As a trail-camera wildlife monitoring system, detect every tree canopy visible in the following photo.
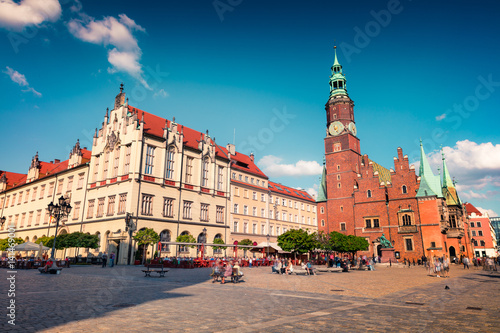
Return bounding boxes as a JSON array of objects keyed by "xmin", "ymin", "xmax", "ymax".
[
  {"xmin": 134, "ymin": 228, "xmax": 160, "ymax": 247},
  {"xmin": 238, "ymin": 238, "xmax": 253, "ymax": 246},
  {"xmin": 175, "ymin": 233, "xmax": 196, "ymax": 248},
  {"xmin": 212, "ymin": 237, "xmax": 226, "ymax": 250},
  {"xmin": 0, "ymin": 237, "xmax": 24, "ymax": 251},
  {"xmin": 326, "ymin": 231, "xmax": 369, "ymax": 254},
  {"xmin": 277, "ymin": 229, "xmax": 317, "ymax": 254}
]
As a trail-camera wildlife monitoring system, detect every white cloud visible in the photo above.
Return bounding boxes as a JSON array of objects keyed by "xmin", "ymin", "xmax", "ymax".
[
  {"xmin": 153, "ymin": 88, "xmax": 169, "ymax": 98},
  {"xmin": 475, "ymin": 206, "xmax": 498, "ymax": 218},
  {"xmin": 68, "ymin": 12, "xmax": 150, "ymax": 89},
  {"xmin": 257, "ymin": 155, "xmax": 322, "ymax": 177},
  {"xmin": 305, "ymin": 184, "xmax": 319, "ymax": 199},
  {"xmin": 0, "ymin": 0, "xmax": 61, "ymax": 30},
  {"xmin": 460, "ymin": 190, "xmax": 487, "ymax": 200},
  {"xmin": 3, "ymin": 66, "xmax": 41, "ymax": 97},
  {"xmin": 435, "ymin": 113, "xmax": 446, "ymax": 121}
]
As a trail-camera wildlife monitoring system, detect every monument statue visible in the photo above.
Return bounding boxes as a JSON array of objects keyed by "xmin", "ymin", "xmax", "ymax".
[{"xmin": 378, "ymin": 234, "xmax": 393, "ymax": 248}]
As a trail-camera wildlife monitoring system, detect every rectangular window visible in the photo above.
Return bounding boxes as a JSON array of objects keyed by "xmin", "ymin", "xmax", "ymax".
[
  {"xmin": 477, "ymin": 222, "xmax": 482, "ymax": 227},
  {"xmin": 472, "ymin": 230, "xmax": 476, "ymax": 237},
  {"xmin": 185, "ymin": 157, "xmax": 193, "ymax": 184},
  {"xmin": 93, "ymin": 155, "xmax": 100, "ymax": 182},
  {"xmin": 269, "ymin": 225, "xmax": 274, "ymax": 236},
  {"xmin": 103, "ymin": 152, "xmax": 110, "ymax": 177},
  {"xmin": 340, "ymin": 222, "xmax": 346, "ymax": 231},
  {"xmin": 243, "ymin": 205, "xmax": 248, "ymax": 215},
  {"xmin": 243, "ymin": 222, "xmax": 248, "ymax": 233},
  {"xmin": 20, "ymin": 213, "xmax": 26, "ymax": 228},
  {"xmin": 163, "ymin": 198, "xmax": 174, "ymax": 217},
  {"xmin": 67, "ymin": 176, "xmax": 73, "ymax": 192},
  {"xmin": 252, "ymin": 192, "xmax": 257, "ymax": 200},
  {"xmin": 470, "ymin": 222, "xmax": 475, "ymax": 227},
  {"xmin": 145, "ymin": 145, "xmax": 155, "ymax": 175},
  {"xmin": 24, "ymin": 190, "xmax": 30, "ymax": 203},
  {"xmin": 38, "ymin": 186, "xmax": 43, "ymax": 199},
  {"xmin": 45, "ymin": 210, "xmax": 51, "ymax": 225},
  {"xmin": 87, "ymin": 200, "xmax": 95, "ymax": 218},
  {"xmin": 118, "ymin": 194, "xmax": 127, "ymax": 214},
  {"xmin": 142, "ymin": 194, "xmax": 154, "ymax": 216},
  {"xmin": 405, "ymin": 238, "xmax": 413, "ymax": 251},
  {"xmin": 216, "ymin": 206, "xmax": 224, "ymax": 223},
  {"xmin": 269, "ymin": 210, "xmax": 273, "ymax": 219},
  {"xmin": 14, "ymin": 215, "xmax": 18, "ymax": 228},
  {"xmin": 261, "ymin": 194, "xmax": 266, "ymax": 202},
  {"xmin": 233, "ymin": 203, "xmax": 239, "ymax": 214},
  {"xmin": 113, "ymin": 147, "xmax": 120, "ymax": 177},
  {"xmin": 183, "ymin": 201, "xmax": 192, "ymax": 219},
  {"xmin": 73, "ymin": 202, "xmax": 81, "ymax": 220},
  {"xmin": 202, "ymin": 158, "xmax": 209, "ymax": 187},
  {"xmin": 217, "ymin": 166, "xmax": 224, "ymax": 190},
  {"xmin": 107, "ymin": 195, "xmax": 116, "ymax": 216},
  {"xmin": 478, "ymin": 230, "xmax": 483, "ymax": 236},
  {"xmin": 27, "ymin": 211, "xmax": 33, "ymax": 227},
  {"xmin": 233, "ymin": 221, "xmax": 238, "ymax": 233},
  {"xmin": 365, "ymin": 219, "xmax": 372, "ymax": 228},
  {"xmin": 253, "ymin": 207, "xmax": 257, "ymax": 216},
  {"xmin": 124, "ymin": 145, "xmax": 132, "ymax": 174},
  {"xmin": 11, "ymin": 194, "xmax": 16, "ymax": 206},
  {"xmin": 35, "ymin": 209, "xmax": 41, "ymax": 226},
  {"xmin": 307, "ymin": 217, "xmax": 311, "ymax": 224},
  {"xmin": 252, "ymin": 224, "xmax": 257, "ymax": 234},
  {"xmin": 201, "ymin": 203, "xmax": 209, "ymax": 221},
  {"xmin": 261, "ymin": 208, "xmax": 265, "ymax": 218},
  {"xmin": 97, "ymin": 198, "xmax": 105, "ymax": 217},
  {"xmin": 77, "ymin": 173, "xmax": 85, "ymax": 189},
  {"xmin": 261, "ymin": 225, "xmax": 265, "ymax": 235},
  {"xmin": 276, "ymin": 226, "xmax": 280, "ymax": 235},
  {"xmin": 57, "ymin": 179, "xmax": 64, "ymax": 195},
  {"xmin": 18, "ymin": 192, "xmax": 22, "ymax": 204},
  {"xmin": 373, "ymin": 218, "xmax": 380, "ymax": 228},
  {"xmin": 166, "ymin": 147, "xmax": 175, "ymax": 179}
]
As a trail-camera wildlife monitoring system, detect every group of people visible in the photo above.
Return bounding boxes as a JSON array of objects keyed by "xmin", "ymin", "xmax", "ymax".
[
  {"xmin": 271, "ymin": 259, "xmax": 315, "ymax": 275},
  {"xmin": 426, "ymin": 255, "xmax": 450, "ymax": 278},
  {"xmin": 100, "ymin": 252, "xmax": 115, "ymax": 268},
  {"xmin": 212, "ymin": 259, "xmax": 243, "ymax": 284},
  {"xmin": 463, "ymin": 256, "xmax": 498, "ymax": 271}
]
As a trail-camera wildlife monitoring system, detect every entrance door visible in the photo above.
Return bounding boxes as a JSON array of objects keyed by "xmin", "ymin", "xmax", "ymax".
[
  {"xmin": 449, "ymin": 246, "xmax": 456, "ymax": 258},
  {"xmin": 377, "ymin": 245, "xmax": 382, "ymax": 257},
  {"xmin": 108, "ymin": 240, "xmax": 121, "ymax": 265}
]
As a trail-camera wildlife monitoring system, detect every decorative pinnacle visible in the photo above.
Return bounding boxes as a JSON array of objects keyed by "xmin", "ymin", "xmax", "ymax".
[{"xmin": 120, "ymin": 83, "xmax": 124, "ymax": 93}]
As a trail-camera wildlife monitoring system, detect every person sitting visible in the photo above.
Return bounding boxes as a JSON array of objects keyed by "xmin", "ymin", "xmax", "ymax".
[
  {"xmin": 280, "ymin": 260, "xmax": 286, "ymax": 274},
  {"xmin": 285, "ymin": 259, "xmax": 293, "ymax": 275},
  {"xmin": 43, "ymin": 259, "xmax": 54, "ymax": 273},
  {"xmin": 272, "ymin": 260, "xmax": 280, "ymax": 274},
  {"xmin": 221, "ymin": 262, "xmax": 233, "ymax": 284},
  {"xmin": 212, "ymin": 262, "xmax": 222, "ymax": 283},
  {"xmin": 306, "ymin": 261, "xmax": 315, "ymax": 275}
]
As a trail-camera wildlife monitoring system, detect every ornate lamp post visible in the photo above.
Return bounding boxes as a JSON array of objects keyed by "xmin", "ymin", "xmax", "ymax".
[
  {"xmin": 266, "ymin": 234, "xmax": 270, "ymax": 258},
  {"xmin": 125, "ymin": 212, "xmax": 137, "ymax": 265},
  {"xmin": 200, "ymin": 227, "xmax": 207, "ymax": 258},
  {"xmin": 47, "ymin": 196, "xmax": 72, "ymax": 264}
]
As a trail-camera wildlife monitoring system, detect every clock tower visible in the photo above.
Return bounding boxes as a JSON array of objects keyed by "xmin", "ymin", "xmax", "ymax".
[{"xmin": 323, "ymin": 46, "xmax": 361, "ymax": 235}]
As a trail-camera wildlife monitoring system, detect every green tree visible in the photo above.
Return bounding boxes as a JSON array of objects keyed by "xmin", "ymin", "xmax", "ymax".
[
  {"xmin": 134, "ymin": 228, "xmax": 160, "ymax": 264},
  {"xmin": 0, "ymin": 237, "xmax": 24, "ymax": 251},
  {"xmin": 277, "ymin": 229, "xmax": 317, "ymax": 255},
  {"xmin": 238, "ymin": 238, "xmax": 253, "ymax": 246},
  {"xmin": 328, "ymin": 231, "xmax": 369, "ymax": 255},
  {"xmin": 176, "ymin": 234, "xmax": 196, "ymax": 247},
  {"xmin": 35, "ymin": 236, "xmax": 54, "ymax": 247},
  {"xmin": 212, "ymin": 237, "xmax": 226, "ymax": 250}
]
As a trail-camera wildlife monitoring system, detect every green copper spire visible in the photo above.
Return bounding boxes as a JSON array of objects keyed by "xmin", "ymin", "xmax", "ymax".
[
  {"xmin": 416, "ymin": 141, "xmax": 443, "ymax": 198},
  {"xmin": 316, "ymin": 161, "xmax": 327, "ymax": 202},
  {"xmin": 441, "ymin": 150, "xmax": 461, "ymax": 205},
  {"xmin": 329, "ymin": 45, "xmax": 347, "ymax": 97}
]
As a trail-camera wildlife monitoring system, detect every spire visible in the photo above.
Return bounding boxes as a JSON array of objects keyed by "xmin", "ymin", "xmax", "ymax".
[
  {"xmin": 316, "ymin": 162, "xmax": 327, "ymax": 202},
  {"xmin": 441, "ymin": 149, "xmax": 461, "ymax": 205},
  {"xmin": 416, "ymin": 141, "xmax": 443, "ymax": 198},
  {"xmin": 329, "ymin": 45, "xmax": 347, "ymax": 97}
]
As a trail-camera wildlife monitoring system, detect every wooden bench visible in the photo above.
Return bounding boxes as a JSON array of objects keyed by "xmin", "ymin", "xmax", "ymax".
[
  {"xmin": 142, "ymin": 264, "xmax": 169, "ymax": 277},
  {"xmin": 38, "ymin": 266, "xmax": 63, "ymax": 274},
  {"xmin": 231, "ymin": 268, "xmax": 244, "ymax": 283},
  {"xmin": 316, "ymin": 267, "xmax": 342, "ymax": 273}
]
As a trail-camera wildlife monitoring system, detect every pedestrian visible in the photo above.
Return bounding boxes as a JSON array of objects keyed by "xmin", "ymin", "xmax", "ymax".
[
  {"xmin": 110, "ymin": 252, "xmax": 115, "ymax": 267},
  {"xmin": 463, "ymin": 256, "xmax": 469, "ymax": 269},
  {"xmin": 102, "ymin": 252, "xmax": 108, "ymax": 268},
  {"xmin": 443, "ymin": 255, "xmax": 450, "ymax": 278},
  {"xmin": 435, "ymin": 257, "xmax": 442, "ymax": 278}
]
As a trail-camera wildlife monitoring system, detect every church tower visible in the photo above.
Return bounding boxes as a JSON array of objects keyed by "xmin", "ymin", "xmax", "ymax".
[{"xmin": 324, "ymin": 46, "xmax": 361, "ymax": 235}]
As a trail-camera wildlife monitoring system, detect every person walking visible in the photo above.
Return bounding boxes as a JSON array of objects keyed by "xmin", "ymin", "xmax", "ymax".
[
  {"xmin": 101, "ymin": 252, "xmax": 108, "ymax": 268},
  {"xmin": 463, "ymin": 256, "xmax": 469, "ymax": 269},
  {"xmin": 109, "ymin": 252, "xmax": 115, "ymax": 267},
  {"xmin": 443, "ymin": 255, "xmax": 450, "ymax": 278}
]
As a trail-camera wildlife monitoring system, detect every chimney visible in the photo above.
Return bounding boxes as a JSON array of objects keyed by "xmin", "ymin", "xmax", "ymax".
[
  {"xmin": 226, "ymin": 143, "xmax": 236, "ymax": 156},
  {"xmin": 54, "ymin": 159, "xmax": 60, "ymax": 163}
]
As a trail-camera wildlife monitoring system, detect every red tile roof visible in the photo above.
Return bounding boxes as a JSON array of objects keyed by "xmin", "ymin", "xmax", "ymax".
[
  {"xmin": 465, "ymin": 202, "xmax": 482, "ymax": 216},
  {"xmin": 269, "ymin": 181, "xmax": 315, "ymax": 202},
  {"xmin": 128, "ymin": 105, "xmax": 228, "ymax": 159},
  {"xmin": 0, "ymin": 171, "xmax": 27, "ymax": 190},
  {"xmin": 230, "ymin": 152, "xmax": 268, "ymax": 179}
]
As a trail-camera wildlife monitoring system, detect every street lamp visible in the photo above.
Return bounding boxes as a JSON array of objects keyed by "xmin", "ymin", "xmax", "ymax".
[
  {"xmin": 125, "ymin": 213, "xmax": 137, "ymax": 265},
  {"xmin": 266, "ymin": 234, "xmax": 270, "ymax": 259},
  {"xmin": 47, "ymin": 196, "xmax": 72, "ymax": 268},
  {"xmin": 201, "ymin": 227, "xmax": 207, "ymax": 258}
]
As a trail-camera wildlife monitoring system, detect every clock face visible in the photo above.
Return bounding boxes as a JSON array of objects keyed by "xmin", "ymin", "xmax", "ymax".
[
  {"xmin": 329, "ymin": 121, "xmax": 344, "ymax": 136},
  {"xmin": 348, "ymin": 122, "xmax": 357, "ymax": 136}
]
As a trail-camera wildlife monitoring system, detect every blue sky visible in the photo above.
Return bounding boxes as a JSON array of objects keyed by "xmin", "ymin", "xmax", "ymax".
[{"xmin": 1, "ymin": 0, "xmax": 499, "ymax": 216}]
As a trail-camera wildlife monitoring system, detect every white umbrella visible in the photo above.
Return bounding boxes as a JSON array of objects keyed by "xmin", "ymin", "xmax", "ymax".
[{"xmin": 14, "ymin": 241, "xmax": 50, "ymax": 251}]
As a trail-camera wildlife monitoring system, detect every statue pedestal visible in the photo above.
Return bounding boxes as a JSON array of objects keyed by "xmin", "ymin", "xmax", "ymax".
[{"xmin": 380, "ymin": 248, "xmax": 396, "ymax": 263}]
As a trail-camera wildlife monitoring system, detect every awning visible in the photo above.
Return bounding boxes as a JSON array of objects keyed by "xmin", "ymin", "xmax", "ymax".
[{"xmin": 253, "ymin": 242, "xmax": 290, "ymax": 254}]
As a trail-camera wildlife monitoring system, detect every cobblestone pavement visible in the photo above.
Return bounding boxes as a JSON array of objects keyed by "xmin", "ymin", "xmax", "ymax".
[{"xmin": 1, "ymin": 264, "xmax": 499, "ymax": 332}]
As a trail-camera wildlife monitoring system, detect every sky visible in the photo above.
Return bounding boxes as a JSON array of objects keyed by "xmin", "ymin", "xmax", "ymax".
[{"xmin": 0, "ymin": 0, "xmax": 499, "ymax": 217}]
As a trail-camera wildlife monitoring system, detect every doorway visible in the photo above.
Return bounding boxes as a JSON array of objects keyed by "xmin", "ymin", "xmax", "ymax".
[{"xmin": 449, "ymin": 246, "xmax": 456, "ymax": 258}]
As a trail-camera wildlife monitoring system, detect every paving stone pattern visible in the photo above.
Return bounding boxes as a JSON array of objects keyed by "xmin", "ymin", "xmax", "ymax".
[{"xmin": 1, "ymin": 264, "xmax": 499, "ymax": 332}]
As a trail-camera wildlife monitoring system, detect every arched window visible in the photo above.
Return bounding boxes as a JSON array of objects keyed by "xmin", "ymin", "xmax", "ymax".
[
  {"xmin": 95, "ymin": 232, "xmax": 101, "ymax": 250},
  {"xmin": 179, "ymin": 231, "xmax": 189, "ymax": 253},
  {"xmin": 160, "ymin": 230, "xmax": 171, "ymax": 252},
  {"xmin": 214, "ymin": 234, "xmax": 223, "ymax": 254},
  {"xmin": 166, "ymin": 147, "xmax": 175, "ymax": 179},
  {"xmin": 367, "ymin": 190, "xmax": 372, "ymax": 198},
  {"xmin": 320, "ymin": 207, "xmax": 324, "ymax": 214},
  {"xmin": 402, "ymin": 185, "xmax": 407, "ymax": 194},
  {"xmin": 402, "ymin": 214, "xmax": 412, "ymax": 226}
]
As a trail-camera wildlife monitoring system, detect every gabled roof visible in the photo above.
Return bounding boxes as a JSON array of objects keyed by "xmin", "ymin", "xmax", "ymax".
[
  {"xmin": 0, "ymin": 171, "xmax": 27, "ymax": 190},
  {"xmin": 465, "ymin": 202, "xmax": 482, "ymax": 217},
  {"xmin": 230, "ymin": 151, "xmax": 267, "ymax": 179},
  {"xmin": 269, "ymin": 180, "xmax": 315, "ymax": 203},
  {"xmin": 128, "ymin": 105, "xmax": 228, "ymax": 159}
]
